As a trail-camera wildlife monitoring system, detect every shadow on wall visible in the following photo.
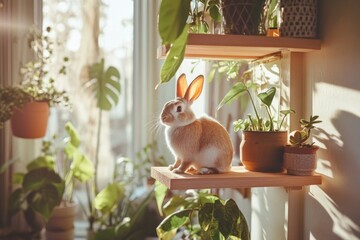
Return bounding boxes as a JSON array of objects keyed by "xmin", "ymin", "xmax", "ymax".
[{"xmin": 306, "ymin": 110, "xmax": 360, "ymax": 240}]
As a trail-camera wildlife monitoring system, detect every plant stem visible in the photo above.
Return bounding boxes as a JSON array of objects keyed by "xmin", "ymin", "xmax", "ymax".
[
  {"xmin": 246, "ymin": 89, "xmax": 262, "ymax": 130},
  {"xmin": 265, "ymin": 106, "xmax": 274, "ymax": 131},
  {"xmin": 94, "ymin": 108, "xmax": 102, "ymax": 195}
]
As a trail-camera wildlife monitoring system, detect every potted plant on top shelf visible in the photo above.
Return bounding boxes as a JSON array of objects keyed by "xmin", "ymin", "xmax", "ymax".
[
  {"xmin": 0, "ymin": 26, "xmax": 70, "ymax": 139},
  {"xmin": 217, "ymin": 69, "xmax": 294, "ymax": 172},
  {"xmin": 283, "ymin": 115, "xmax": 322, "ymax": 176}
]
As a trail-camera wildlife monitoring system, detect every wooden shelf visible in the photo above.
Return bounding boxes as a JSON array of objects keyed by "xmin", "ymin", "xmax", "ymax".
[
  {"xmin": 151, "ymin": 166, "xmax": 322, "ymax": 190},
  {"xmin": 157, "ymin": 34, "xmax": 321, "ymax": 60}
]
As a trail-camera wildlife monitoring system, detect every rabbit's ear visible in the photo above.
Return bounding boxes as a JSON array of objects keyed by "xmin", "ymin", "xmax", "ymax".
[
  {"xmin": 184, "ymin": 75, "xmax": 204, "ymax": 102},
  {"xmin": 176, "ymin": 74, "xmax": 188, "ymax": 98}
]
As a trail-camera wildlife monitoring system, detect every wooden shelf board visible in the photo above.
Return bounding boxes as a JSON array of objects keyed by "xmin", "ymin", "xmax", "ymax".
[
  {"xmin": 151, "ymin": 166, "xmax": 322, "ymax": 190},
  {"xmin": 158, "ymin": 34, "xmax": 321, "ymax": 60}
]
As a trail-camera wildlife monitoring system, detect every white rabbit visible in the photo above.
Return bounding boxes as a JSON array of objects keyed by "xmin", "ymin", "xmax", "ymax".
[{"xmin": 160, "ymin": 74, "xmax": 233, "ymax": 174}]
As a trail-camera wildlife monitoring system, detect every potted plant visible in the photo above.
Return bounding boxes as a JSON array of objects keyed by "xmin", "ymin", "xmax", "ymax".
[
  {"xmin": 154, "ymin": 182, "xmax": 250, "ymax": 239},
  {"xmin": 217, "ymin": 72, "xmax": 294, "ymax": 172},
  {"xmin": 283, "ymin": 115, "xmax": 322, "ymax": 176},
  {"xmin": 21, "ymin": 122, "xmax": 94, "ymax": 239},
  {"xmin": 0, "ymin": 26, "xmax": 70, "ymax": 139},
  {"xmin": 220, "ymin": 0, "xmax": 266, "ymax": 35},
  {"xmin": 8, "ymin": 166, "xmax": 65, "ymax": 238}
]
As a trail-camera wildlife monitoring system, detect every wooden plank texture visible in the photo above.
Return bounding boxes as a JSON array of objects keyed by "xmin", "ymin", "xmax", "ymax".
[
  {"xmin": 158, "ymin": 34, "xmax": 321, "ymax": 60},
  {"xmin": 151, "ymin": 166, "xmax": 322, "ymax": 190}
]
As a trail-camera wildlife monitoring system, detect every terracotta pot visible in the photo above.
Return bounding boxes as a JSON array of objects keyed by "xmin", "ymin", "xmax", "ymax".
[
  {"xmin": 10, "ymin": 101, "xmax": 50, "ymax": 139},
  {"xmin": 240, "ymin": 131, "xmax": 287, "ymax": 172},
  {"xmin": 283, "ymin": 145, "xmax": 319, "ymax": 175},
  {"xmin": 45, "ymin": 201, "xmax": 77, "ymax": 240}
]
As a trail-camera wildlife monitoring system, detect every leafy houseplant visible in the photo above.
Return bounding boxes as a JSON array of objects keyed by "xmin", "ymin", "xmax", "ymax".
[
  {"xmin": 8, "ymin": 167, "xmax": 65, "ymax": 236},
  {"xmin": 21, "ymin": 122, "xmax": 94, "ymax": 239},
  {"xmin": 283, "ymin": 115, "xmax": 322, "ymax": 176},
  {"xmin": 155, "ymin": 182, "xmax": 250, "ymax": 240},
  {"xmin": 0, "ymin": 26, "xmax": 70, "ymax": 138},
  {"xmin": 217, "ymin": 72, "xmax": 294, "ymax": 172},
  {"xmin": 157, "ymin": 0, "xmax": 221, "ymax": 85}
]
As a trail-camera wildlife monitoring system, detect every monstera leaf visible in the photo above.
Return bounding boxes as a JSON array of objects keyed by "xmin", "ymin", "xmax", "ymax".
[{"xmin": 88, "ymin": 59, "xmax": 121, "ymax": 111}]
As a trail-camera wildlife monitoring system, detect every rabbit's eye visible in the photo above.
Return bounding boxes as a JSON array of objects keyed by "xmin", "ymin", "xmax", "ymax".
[{"xmin": 176, "ymin": 106, "xmax": 182, "ymax": 112}]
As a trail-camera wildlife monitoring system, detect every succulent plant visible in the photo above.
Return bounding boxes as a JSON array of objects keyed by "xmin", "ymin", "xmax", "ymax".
[{"xmin": 289, "ymin": 115, "xmax": 322, "ymax": 147}]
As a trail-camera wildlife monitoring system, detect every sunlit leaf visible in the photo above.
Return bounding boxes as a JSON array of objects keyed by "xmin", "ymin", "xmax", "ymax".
[
  {"xmin": 87, "ymin": 59, "xmax": 121, "ymax": 111},
  {"xmin": 155, "ymin": 181, "xmax": 168, "ymax": 216},
  {"xmin": 217, "ymin": 82, "xmax": 247, "ymax": 110},
  {"xmin": 158, "ymin": 0, "xmax": 191, "ymax": 44},
  {"xmin": 257, "ymin": 86, "xmax": 276, "ymax": 108},
  {"xmin": 94, "ymin": 182, "xmax": 125, "ymax": 214},
  {"xmin": 160, "ymin": 25, "xmax": 189, "ymax": 84},
  {"xmin": 156, "ymin": 209, "xmax": 192, "ymax": 239}
]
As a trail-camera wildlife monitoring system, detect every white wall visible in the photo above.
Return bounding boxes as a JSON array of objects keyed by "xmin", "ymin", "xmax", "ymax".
[{"xmin": 303, "ymin": 0, "xmax": 360, "ymax": 239}]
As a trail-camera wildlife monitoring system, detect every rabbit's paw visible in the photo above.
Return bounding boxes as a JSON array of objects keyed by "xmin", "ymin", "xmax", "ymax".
[{"xmin": 198, "ymin": 168, "xmax": 219, "ymax": 175}]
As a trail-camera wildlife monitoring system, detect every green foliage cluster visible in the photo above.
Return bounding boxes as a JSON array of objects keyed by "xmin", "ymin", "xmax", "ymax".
[
  {"xmin": 218, "ymin": 78, "xmax": 294, "ymax": 132},
  {"xmin": 289, "ymin": 115, "xmax": 322, "ymax": 147},
  {"xmin": 155, "ymin": 182, "xmax": 250, "ymax": 240},
  {"xmin": 158, "ymin": 0, "xmax": 222, "ymax": 85},
  {"xmin": 0, "ymin": 26, "xmax": 70, "ymax": 129}
]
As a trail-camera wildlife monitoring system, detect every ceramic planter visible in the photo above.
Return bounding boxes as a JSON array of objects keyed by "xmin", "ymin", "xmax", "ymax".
[
  {"xmin": 10, "ymin": 101, "xmax": 50, "ymax": 139},
  {"xmin": 221, "ymin": 0, "xmax": 266, "ymax": 35},
  {"xmin": 240, "ymin": 131, "xmax": 287, "ymax": 172},
  {"xmin": 45, "ymin": 201, "xmax": 77, "ymax": 240},
  {"xmin": 283, "ymin": 145, "xmax": 319, "ymax": 175},
  {"xmin": 280, "ymin": 0, "xmax": 318, "ymax": 38}
]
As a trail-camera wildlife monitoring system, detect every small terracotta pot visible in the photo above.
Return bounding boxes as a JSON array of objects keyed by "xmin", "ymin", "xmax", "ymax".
[
  {"xmin": 240, "ymin": 131, "xmax": 288, "ymax": 172},
  {"xmin": 10, "ymin": 101, "xmax": 50, "ymax": 139},
  {"xmin": 283, "ymin": 145, "xmax": 319, "ymax": 175},
  {"xmin": 45, "ymin": 201, "xmax": 77, "ymax": 240}
]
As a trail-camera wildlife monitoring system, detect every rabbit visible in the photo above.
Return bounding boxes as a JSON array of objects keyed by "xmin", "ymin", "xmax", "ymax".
[{"xmin": 160, "ymin": 74, "xmax": 234, "ymax": 174}]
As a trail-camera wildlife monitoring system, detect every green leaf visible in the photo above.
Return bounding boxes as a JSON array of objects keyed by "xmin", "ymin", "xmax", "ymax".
[
  {"xmin": 94, "ymin": 227, "xmax": 116, "ymax": 240},
  {"xmin": 0, "ymin": 158, "xmax": 17, "ymax": 174},
  {"xmin": 160, "ymin": 25, "xmax": 189, "ymax": 84},
  {"xmin": 217, "ymin": 82, "xmax": 247, "ymax": 110},
  {"xmin": 258, "ymin": 87, "xmax": 276, "ymax": 108},
  {"xmin": 158, "ymin": 0, "xmax": 191, "ymax": 44},
  {"xmin": 8, "ymin": 188, "xmax": 26, "ymax": 217},
  {"xmin": 199, "ymin": 202, "xmax": 215, "ymax": 231},
  {"xmin": 29, "ymin": 184, "xmax": 64, "ymax": 221},
  {"xmin": 163, "ymin": 195, "xmax": 187, "ymax": 217},
  {"xmin": 26, "ymin": 156, "xmax": 55, "ymax": 171},
  {"xmin": 156, "ymin": 209, "xmax": 192, "ymax": 239},
  {"xmin": 94, "ymin": 182, "xmax": 125, "ymax": 214},
  {"xmin": 70, "ymin": 152, "xmax": 94, "ymax": 182},
  {"xmin": 88, "ymin": 59, "xmax": 121, "ymax": 111},
  {"xmin": 155, "ymin": 181, "xmax": 168, "ymax": 216},
  {"xmin": 65, "ymin": 122, "xmax": 80, "ymax": 147},
  {"xmin": 209, "ymin": 6, "xmax": 221, "ymax": 22},
  {"xmin": 23, "ymin": 168, "xmax": 63, "ymax": 192}
]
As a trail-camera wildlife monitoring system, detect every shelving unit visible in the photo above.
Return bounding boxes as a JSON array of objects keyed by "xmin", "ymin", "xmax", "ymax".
[
  {"xmin": 157, "ymin": 33, "xmax": 321, "ymax": 60},
  {"xmin": 155, "ymin": 33, "xmax": 322, "ymax": 240},
  {"xmin": 151, "ymin": 166, "xmax": 322, "ymax": 190}
]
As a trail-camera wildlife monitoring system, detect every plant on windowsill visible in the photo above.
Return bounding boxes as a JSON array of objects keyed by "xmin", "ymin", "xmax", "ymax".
[
  {"xmin": 8, "ymin": 166, "xmax": 65, "ymax": 238},
  {"xmin": 8, "ymin": 122, "xmax": 94, "ymax": 239},
  {"xmin": 217, "ymin": 69, "xmax": 294, "ymax": 172},
  {"xmin": 283, "ymin": 115, "xmax": 322, "ymax": 176},
  {"xmin": 0, "ymin": 26, "xmax": 70, "ymax": 139},
  {"xmin": 154, "ymin": 182, "xmax": 250, "ymax": 240}
]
